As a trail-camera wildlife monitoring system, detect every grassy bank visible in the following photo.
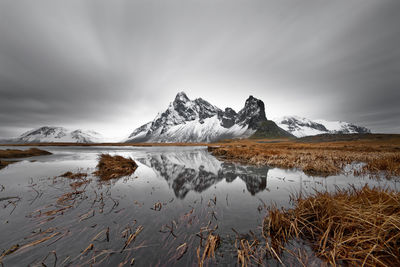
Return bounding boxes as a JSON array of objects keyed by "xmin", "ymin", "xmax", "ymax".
[
  {"xmin": 0, "ymin": 142, "xmax": 208, "ymax": 147},
  {"xmin": 263, "ymin": 185, "xmax": 400, "ymax": 266},
  {"xmin": 0, "ymin": 148, "xmax": 52, "ymax": 158},
  {"xmin": 208, "ymin": 134, "xmax": 400, "ymax": 177},
  {"xmin": 0, "ymin": 148, "xmax": 52, "ymax": 170}
]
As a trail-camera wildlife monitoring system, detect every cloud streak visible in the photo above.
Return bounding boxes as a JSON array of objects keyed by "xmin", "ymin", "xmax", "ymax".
[{"xmin": 0, "ymin": 0, "xmax": 399, "ymax": 139}]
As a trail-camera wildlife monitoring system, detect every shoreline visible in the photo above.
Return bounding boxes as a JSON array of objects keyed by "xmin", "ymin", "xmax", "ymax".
[{"xmin": 0, "ymin": 133, "xmax": 398, "ymax": 147}]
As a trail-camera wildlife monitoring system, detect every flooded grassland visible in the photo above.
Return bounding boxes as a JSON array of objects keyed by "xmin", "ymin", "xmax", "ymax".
[{"xmin": 0, "ymin": 145, "xmax": 399, "ymax": 266}]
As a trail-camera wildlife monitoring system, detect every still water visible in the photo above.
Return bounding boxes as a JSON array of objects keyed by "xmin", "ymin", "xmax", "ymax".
[{"xmin": 0, "ymin": 146, "xmax": 398, "ymax": 266}]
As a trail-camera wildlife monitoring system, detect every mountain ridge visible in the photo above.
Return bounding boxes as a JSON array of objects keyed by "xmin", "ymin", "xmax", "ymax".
[
  {"xmin": 5, "ymin": 126, "xmax": 103, "ymax": 143},
  {"xmin": 273, "ymin": 115, "xmax": 371, "ymax": 137},
  {"xmin": 126, "ymin": 92, "xmax": 292, "ymax": 143},
  {"xmin": 0, "ymin": 93, "xmax": 372, "ymax": 143}
]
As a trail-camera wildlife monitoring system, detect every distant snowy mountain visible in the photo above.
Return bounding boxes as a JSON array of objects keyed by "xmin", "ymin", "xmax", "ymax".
[
  {"xmin": 273, "ymin": 116, "xmax": 371, "ymax": 137},
  {"xmin": 126, "ymin": 92, "xmax": 292, "ymax": 143},
  {"xmin": 10, "ymin": 126, "xmax": 103, "ymax": 143}
]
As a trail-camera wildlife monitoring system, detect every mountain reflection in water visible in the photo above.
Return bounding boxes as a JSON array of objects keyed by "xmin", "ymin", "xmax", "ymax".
[{"xmin": 137, "ymin": 149, "xmax": 269, "ymax": 198}]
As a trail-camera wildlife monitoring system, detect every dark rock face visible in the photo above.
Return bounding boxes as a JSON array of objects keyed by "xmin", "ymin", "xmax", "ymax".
[
  {"xmin": 172, "ymin": 92, "xmax": 222, "ymax": 123},
  {"xmin": 251, "ymin": 120, "xmax": 295, "ymax": 139},
  {"xmin": 147, "ymin": 92, "xmax": 223, "ymax": 135},
  {"xmin": 219, "ymin": 108, "xmax": 237, "ymax": 128},
  {"xmin": 236, "ymin": 96, "xmax": 267, "ymax": 129},
  {"xmin": 173, "ymin": 92, "xmax": 199, "ymax": 121},
  {"xmin": 194, "ymin": 98, "xmax": 221, "ymax": 122}
]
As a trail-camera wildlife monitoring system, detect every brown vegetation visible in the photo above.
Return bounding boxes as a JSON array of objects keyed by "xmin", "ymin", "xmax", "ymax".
[
  {"xmin": 61, "ymin": 171, "xmax": 88, "ymax": 180},
  {"xmin": 0, "ymin": 148, "xmax": 51, "ymax": 170},
  {"xmin": 209, "ymin": 134, "xmax": 400, "ymax": 177},
  {"xmin": 0, "ymin": 148, "xmax": 52, "ymax": 158},
  {"xmin": 93, "ymin": 154, "xmax": 138, "ymax": 180},
  {"xmin": 263, "ymin": 185, "xmax": 400, "ymax": 266},
  {"xmin": 0, "ymin": 160, "xmax": 16, "ymax": 170},
  {"xmin": 0, "ymin": 142, "xmax": 209, "ymax": 147},
  {"xmin": 197, "ymin": 233, "xmax": 220, "ymax": 267}
]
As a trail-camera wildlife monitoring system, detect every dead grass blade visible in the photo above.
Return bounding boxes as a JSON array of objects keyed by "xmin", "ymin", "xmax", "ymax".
[{"xmin": 121, "ymin": 225, "xmax": 144, "ymax": 253}]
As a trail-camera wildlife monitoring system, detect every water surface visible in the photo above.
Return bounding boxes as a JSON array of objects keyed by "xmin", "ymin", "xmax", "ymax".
[{"xmin": 0, "ymin": 146, "xmax": 398, "ymax": 266}]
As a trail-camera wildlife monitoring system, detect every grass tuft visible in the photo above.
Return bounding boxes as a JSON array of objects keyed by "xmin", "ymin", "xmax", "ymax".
[
  {"xmin": 263, "ymin": 185, "xmax": 400, "ymax": 266},
  {"xmin": 93, "ymin": 154, "xmax": 138, "ymax": 181}
]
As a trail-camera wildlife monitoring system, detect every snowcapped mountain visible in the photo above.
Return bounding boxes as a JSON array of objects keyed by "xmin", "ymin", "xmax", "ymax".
[
  {"xmin": 126, "ymin": 92, "xmax": 291, "ymax": 143},
  {"xmin": 273, "ymin": 116, "xmax": 371, "ymax": 138},
  {"xmin": 12, "ymin": 126, "xmax": 103, "ymax": 143}
]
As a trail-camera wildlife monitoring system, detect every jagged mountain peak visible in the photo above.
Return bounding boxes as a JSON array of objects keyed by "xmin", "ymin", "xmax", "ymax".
[
  {"xmin": 224, "ymin": 107, "xmax": 237, "ymax": 114},
  {"xmin": 236, "ymin": 95, "xmax": 267, "ymax": 129},
  {"xmin": 126, "ymin": 92, "xmax": 290, "ymax": 143},
  {"xmin": 174, "ymin": 91, "xmax": 190, "ymax": 102}
]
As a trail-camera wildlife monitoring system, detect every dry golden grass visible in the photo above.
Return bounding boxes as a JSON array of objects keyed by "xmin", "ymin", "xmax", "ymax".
[
  {"xmin": 263, "ymin": 185, "xmax": 400, "ymax": 267},
  {"xmin": 0, "ymin": 148, "xmax": 51, "ymax": 170},
  {"xmin": 93, "ymin": 154, "xmax": 138, "ymax": 180},
  {"xmin": 235, "ymin": 238, "xmax": 262, "ymax": 267},
  {"xmin": 209, "ymin": 134, "xmax": 400, "ymax": 177},
  {"xmin": 197, "ymin": 232, "xmax": 220, "ymax": 267},
  {"xmin": 0, "ymin": 148, "xmax": 51, "ymax": 158},
  {"xmin": 121, "ymin": 225, "xmax": 144, "ymax": 253}
]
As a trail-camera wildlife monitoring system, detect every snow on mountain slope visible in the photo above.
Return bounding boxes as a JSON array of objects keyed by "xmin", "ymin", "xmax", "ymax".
[
  {"xmin": 137, "ymin": 115, "xmax": 254, "ymax": 143},
  {"xmin": 274, "ymin": 116, "xmax": 371, "ymax": 137},
  {"xmin": 313, "ymin": 119, "xmax": 370, "ymax": 134},
  {"xmin": 126, "ymin": 92, "xmax": 289, "ymax": 143},
  {"xmin": 15, "ymin": 126, "xmax": 103, "ymax": 143}
]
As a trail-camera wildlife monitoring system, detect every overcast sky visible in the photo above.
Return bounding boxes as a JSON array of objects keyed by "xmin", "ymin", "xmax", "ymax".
[{"xmin": 0, "ymin": 0, "xmax": 399, "ymax": 140}]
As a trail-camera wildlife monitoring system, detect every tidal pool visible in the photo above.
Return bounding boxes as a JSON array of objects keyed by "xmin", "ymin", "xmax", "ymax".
[{"xmin": 0, "ymin": 146, "xmax": 398, "ymax": 266}]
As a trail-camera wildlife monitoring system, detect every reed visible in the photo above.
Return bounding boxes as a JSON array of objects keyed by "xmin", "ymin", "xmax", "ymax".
[
  {"xmin": 197, "ymin": 232, "xmax": 220, "ymax": 267},
  {"xmin": 263, "ymin": 185, "xmax": 400, "ymax": 266}
]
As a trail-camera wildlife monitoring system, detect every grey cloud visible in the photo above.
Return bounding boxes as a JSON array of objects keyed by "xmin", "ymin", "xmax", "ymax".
[{"xmin": 0, "ymin": 0, "xmax": 399, "ymax": 139}]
